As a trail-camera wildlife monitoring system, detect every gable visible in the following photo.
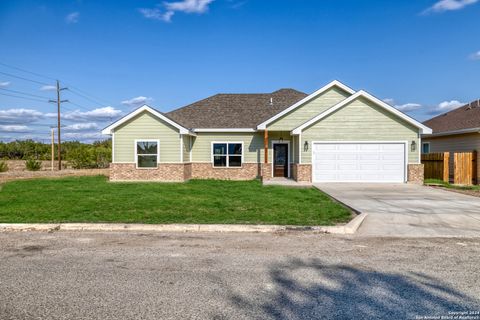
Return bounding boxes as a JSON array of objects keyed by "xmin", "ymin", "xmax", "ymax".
[
  {"xmin": 114, "ymin": 111, "xmax": 181, "ymax": 163},
  {"xmin": 266, "ymin": 86, "xmax": 351, "ymax": 131},
  {"xmin": 301, "ymin": 97, "xmax": 420, "ymax": 164}
]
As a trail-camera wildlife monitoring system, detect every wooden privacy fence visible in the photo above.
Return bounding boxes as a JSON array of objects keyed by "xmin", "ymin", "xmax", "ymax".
[
  {"xmin": 421, "ymin": 151, "xmax": 477, "ymax": 185},
  {"xmin": 454, "ymin": 151, "xmax": 477, "ymax": 185},
  {"xmin": 422, "ymin": 152, "xmax": 449, "ymax": 182}
]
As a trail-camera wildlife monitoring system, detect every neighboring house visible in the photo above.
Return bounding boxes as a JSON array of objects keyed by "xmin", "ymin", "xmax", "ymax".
[
  {"xmin": 422, "ymin": 100, "xmax": 480, "ymax": 182},
  {"xmin": 102, "ymin": 80, "xmax": 431, "ymax": 183}
]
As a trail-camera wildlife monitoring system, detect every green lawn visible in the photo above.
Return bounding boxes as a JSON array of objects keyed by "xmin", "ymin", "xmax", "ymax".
[
  {"xmin": 0, "ymin": 176, "xmax": 352, "ymax": 226},
  {"xmin": 424, "ymin": 179, "xmax": 480, "ymax": 191}
]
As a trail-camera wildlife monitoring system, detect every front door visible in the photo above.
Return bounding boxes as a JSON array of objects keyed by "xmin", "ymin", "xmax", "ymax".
[{"xmin": 273, "ymin": 144, "xmax": 288, "ymax": 177}]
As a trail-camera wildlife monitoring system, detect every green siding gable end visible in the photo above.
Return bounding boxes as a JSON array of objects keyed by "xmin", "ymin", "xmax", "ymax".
[
  {"xmin": 114, "ymin": 111, "xmax": 181, "ymax": 163},
  {"xmin": 301, "ymin": 97, "xmax": 419, "ymax": 164},
  {"xmin": 267, "ymin": 87, "xmax": 351, "ymax": 131}
]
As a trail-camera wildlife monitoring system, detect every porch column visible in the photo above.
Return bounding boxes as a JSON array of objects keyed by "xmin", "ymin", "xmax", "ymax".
[{"xmin": 264, "ymin": 129, "xmax": 268, "ymax": 163}]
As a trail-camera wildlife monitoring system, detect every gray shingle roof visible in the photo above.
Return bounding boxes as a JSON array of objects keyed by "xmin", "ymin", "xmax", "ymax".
[
  {"xmin": 423, "ymin": 100, "xmax": 480, "ymax": 133},
  {"xmin": 166, "ymin": 89, "xmax": 307, "ymax": 129}
]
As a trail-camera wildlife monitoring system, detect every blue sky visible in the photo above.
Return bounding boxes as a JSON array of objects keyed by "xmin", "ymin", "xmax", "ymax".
[{"xmin": 0, "ymin": 0, "xmax": 479, "ymax": 142}]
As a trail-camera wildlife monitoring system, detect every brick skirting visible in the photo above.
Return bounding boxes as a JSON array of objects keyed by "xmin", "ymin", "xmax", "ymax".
[
  {"xmin": 190, "ymin": 163, "xmax": 260, "ymax": 180},
  {"xmin": 110, "ymin": 163, "xmax": 185, "ymax": 182},
  {"xmin": 407, "ymin": 164, "xmax": 424, "ymax": 184}
]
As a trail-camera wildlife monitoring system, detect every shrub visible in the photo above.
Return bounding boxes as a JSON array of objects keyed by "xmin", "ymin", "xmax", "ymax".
[
  {"xmin": 0, "ymin": 161, "xmax": 8, "ymax": 172},
  {"xmin": 25, "ymin": 159, "xmax": 42, "ymax": 171}
]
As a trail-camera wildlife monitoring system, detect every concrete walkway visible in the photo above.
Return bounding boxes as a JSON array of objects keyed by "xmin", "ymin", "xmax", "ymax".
[{"xmin": 315, "ymin": 183, "xmax": 480, "ymax": 237}]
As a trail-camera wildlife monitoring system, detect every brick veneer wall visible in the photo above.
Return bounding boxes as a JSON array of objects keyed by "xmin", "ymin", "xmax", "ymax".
[
  {"xmin": 110, "ymin": 163, "xmax": 185, "ymax": 182},
  {"xmin": 294, "ymin": 164, "xmax": 312, "ymax": 182},
  {"xmin": 190, "ymin": 163, "xmax": 260, "ymax": 180},
  {"xmin": 407, "ymin": 164, "xmax": 424, "ymax": 184},
  {"xmin": 261, "ymin": 163, "xmax": 273, "ymax": 181}
]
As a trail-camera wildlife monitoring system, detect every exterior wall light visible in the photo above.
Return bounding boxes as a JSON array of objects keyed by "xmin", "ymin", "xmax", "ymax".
[
  {"xmin": 304, "ymin": 141, "xmax": 309, "ymax": 152},
  {"xmin": 411, "ymin": 140, "xmax": 416, "ymax": 152}
]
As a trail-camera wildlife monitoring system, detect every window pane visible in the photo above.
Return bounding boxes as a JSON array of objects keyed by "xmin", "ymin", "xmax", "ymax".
[
  {"xmin": 422, "ymin": 143, "xmax": 430, "ymax": 154},
  {"xmin": 213, "ymin": 143, "xmax": 227, "ymax": 155},
  {"xmin": 229, "ymin": 155, "xmax": 242, "ymax": 167},
  {"xmin": 213, "ymin": 155, "xmax": 227, "ymax": 167},
  {"xmin": 228, "ymin": 143, "xmax": 242, "ymax": 155},
  {"xmin": 137, "ymin": 141, "xmax": 157, "ymax": 154},
  {"xmin": 138, "ymin": 155, "xmax": 157, "ymax": 168}
]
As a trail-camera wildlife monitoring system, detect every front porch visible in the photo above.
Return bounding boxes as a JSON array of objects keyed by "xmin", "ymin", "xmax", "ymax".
[{"xmin": 260, "ymin": 130, "xmax": 312, "ymax": 183}]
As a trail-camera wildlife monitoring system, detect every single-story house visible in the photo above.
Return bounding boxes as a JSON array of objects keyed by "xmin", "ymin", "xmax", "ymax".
[
  {"xmin": 102, "ymin": 80, "xmax": 432, "ymax": 183},
  {"xmin": 422, "ymin": 99, "xmax": 480, "ymax": 182}
]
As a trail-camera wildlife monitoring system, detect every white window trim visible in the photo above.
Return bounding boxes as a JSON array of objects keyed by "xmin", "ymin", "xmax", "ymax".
[
  {"xmin": 271, "ymin": 140, "xmax": 290, "ymax": 178},
  {"xmin": 310, "ymin": 141, "xmax": 408, "ymax": 183},
  {"xmin": 134, "ymin": 139, "xmax": 160, "ymax": 169},
  {"xmin": 422, "ymin": 142, "xmax": 430, "ymax": 154},
  {"xmin": 211, "ymin": 141, "xmax": 244, "ymax": 168}
]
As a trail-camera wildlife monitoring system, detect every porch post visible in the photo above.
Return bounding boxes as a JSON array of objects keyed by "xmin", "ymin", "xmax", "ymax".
[{"xmin": 264, "ymin": 129, "xmax": 268, "ymax": 163}]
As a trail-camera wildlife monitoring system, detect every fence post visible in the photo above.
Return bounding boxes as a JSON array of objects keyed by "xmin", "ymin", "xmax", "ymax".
[{"xmin": 443, "ymin": 152, "xmax": 449, "ymax": 183}]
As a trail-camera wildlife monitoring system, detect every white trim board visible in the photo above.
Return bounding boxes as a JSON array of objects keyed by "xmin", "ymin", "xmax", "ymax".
[
  {"xmin": 102, "ymin": 105, "xmax": 193, "ymax": 135},
  {"xmin": 257, "ymin": 80, "xmax": 355, "ymax": 130},
  {"xmin": 310, "ymin": 141, "xmax": 408, "ymax": 183},
  {"xmin": 291, "ymin": 90, "xmax": 432, "ymax": 135},
  {"xmin": 194, "ymin": 128, "xmax": 256, "ymax": 133},
  {"xmin": 271, "ymin": 140, "xmax": 291, "ymax": 178}
]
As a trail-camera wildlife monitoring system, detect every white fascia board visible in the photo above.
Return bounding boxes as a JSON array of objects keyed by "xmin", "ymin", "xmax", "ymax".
[
  {"xmin": 193, "ymin": 128, "xmax": 256, "ymax": 133},
  {"xmin": 256, "ymin": 80, "xmax": 356, "ymax": 130},
  {"xmin": 291, "ymin": 90, "xmax": 433, "ymax": 135},
  {"xmin": 421, "ymin": 127, "xmax": 480, "ymax": 138},
  {"xmin": 101, "ymin": 105, "xmax": 191, "ymax": 135}
]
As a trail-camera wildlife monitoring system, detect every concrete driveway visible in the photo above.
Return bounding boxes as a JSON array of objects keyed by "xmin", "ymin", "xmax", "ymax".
[{"xmin": 315, "ymin": 183, "xmax": 480, "ymax": 237}]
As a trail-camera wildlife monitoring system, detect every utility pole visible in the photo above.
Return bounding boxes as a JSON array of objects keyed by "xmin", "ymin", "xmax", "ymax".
[
  {"xmin": 51, "ymin": 127, "xmax": 54, "ymax": 171},
  {"xmin": 49, "ymin": 80, "xmax": 68, "ymax": 170}
]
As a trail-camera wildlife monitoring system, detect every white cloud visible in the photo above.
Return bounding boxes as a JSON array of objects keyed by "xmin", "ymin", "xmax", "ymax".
[
  {"xmin": 63, "ymin": 123, "xmax": 100, "ymax": 132},
  {"xmin": 423, "ymin": 0, "xmax": 478, "ymax": 13},
  {"xmin": 65, "ymin": 12, "xmax": 80, "ymax": 24},
  {"xmin": 385, "ymin": 98, "xmax": 423, "ymax": 113},
  {"xmin": 427, "ymin": 100, "xmax": 464, "ymax": 115},
  {"xmin": 469, "ymin": 51, "xmax": 480, "ymax": 60},
  {"xmin": 40, "ymin": 85, "xmax": 56, "ymax": 91},
  {"xmin": 139, "ymin": 0, "xmax": 214, "ymax": 22},
  {"xmin": 46, "ymin": 107, "xmax": 122, "ymax": 121},
  {"xmin": 139, "ymin": 8, "xmax": 174, "ymax": 22},
  {"xmin": 0, "ymin": 125, "xmax": 32, "ymax": 133},
  {"xmin": 121, "ymin": 96, "xmax": 153, "ymax": 107},
  {"xmin": 0, "ymin": 81, "xmax": 11, "ymax": 87},
  {"xmin": 0, "ymin": 108, "xmax": 44, "ymax": 124},
  {"xmin": 395, "ymin": 103, "xmax": 423, "ymax": 112}
]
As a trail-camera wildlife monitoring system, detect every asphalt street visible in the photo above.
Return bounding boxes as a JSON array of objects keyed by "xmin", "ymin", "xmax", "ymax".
[{"xmin": 0, "ymin": 231, "xmax": 479, "ymax": 320}]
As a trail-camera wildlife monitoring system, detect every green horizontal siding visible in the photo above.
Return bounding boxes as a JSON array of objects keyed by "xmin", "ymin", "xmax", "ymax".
[
  {"xmin": 191, "ymin": 132, "xmax": 293, "ymax": 164},
  {"xmin": 267, "ymin": 87, "xmax": 351, "ymax": 131},
  {"xmin": 301, "ymin": 97, "xmax": 419, "ymax": 164},
  {"xmin": 114, "ymin": 111, "xmax": 181, "ymax": 163}
]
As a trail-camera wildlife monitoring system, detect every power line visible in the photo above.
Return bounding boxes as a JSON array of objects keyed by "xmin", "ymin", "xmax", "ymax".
[
  {"xmin": 0, "ymin": 71, "xmax": 51, "ymax": 86},
  {"xmin": 0, "ymin": 91, "xmax": 49, "ymax": 103},
  {"xmin": 0, "ymin": 61, "xmax": 56, "ymax": 81},
  {"xmin": 0, "ymin": 87, "xmax": 52, "ymax": 100}
]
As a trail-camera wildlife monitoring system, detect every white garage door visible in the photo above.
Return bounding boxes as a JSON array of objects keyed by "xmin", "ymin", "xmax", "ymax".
[{"xmin": 312, "ymin": 142, "xmax": 406, "ymax": 183}]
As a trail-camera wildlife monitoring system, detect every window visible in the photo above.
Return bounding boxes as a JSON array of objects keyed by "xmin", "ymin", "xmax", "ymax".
[
  {"xmin": 136, "ymin": 140, "xmax": 159, "ymax": 168},
  {"xmin": 422, "ymin": 142, "xmax": 430, "ymax": 154},
  {"xmin": 212, "ymin": 142, "xmax": 242, "ymax": 167}
]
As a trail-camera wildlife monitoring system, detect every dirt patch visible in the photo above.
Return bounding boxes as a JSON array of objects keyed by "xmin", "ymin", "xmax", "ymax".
[{"xmin": 0, "ymin": 169, "xmax": 109, "ymax": 183}]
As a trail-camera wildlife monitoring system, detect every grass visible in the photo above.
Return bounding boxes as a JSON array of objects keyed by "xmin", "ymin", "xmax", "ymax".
[
  {"xmin": 0, "ymin": 176, "xmax": 352, "ymax": 226},
  {"xmin": 424, "ymin": 179, "xmax": 480, "ymax": 191}
]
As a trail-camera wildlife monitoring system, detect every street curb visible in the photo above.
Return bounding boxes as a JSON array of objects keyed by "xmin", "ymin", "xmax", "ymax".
[{"xmin": 0, "ymin": 216, "xmax": 367, "ymax": 234}]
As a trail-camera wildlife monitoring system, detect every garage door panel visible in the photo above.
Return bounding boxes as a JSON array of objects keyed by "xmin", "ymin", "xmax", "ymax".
[{"xmin": 312, "ymin": 142, "xmax": 405, "ymax": 183}]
